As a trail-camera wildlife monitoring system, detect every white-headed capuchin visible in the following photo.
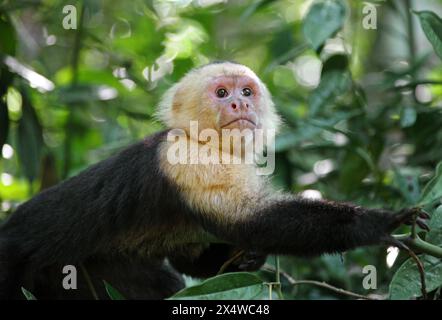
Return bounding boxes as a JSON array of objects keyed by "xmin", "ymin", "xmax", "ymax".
[{"xmin": 0, "ymin": 61, "xmax": 428, "ymax": 299}]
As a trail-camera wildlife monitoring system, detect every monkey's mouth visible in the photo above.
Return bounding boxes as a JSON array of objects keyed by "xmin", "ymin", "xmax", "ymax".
[{"xmin": 221, "ymin": 118, "xmax": 256, "ymax": 128}]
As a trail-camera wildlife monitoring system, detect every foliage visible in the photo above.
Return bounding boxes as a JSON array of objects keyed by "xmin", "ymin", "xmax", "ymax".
[
  {"xmin": 170, "ymin": 273, "xmax": 265, "ymax": 300},
  {"xmin": 104, "ymin": 281, "xmax": 126, "ymax": 300},
  {"xmin": 1, "ymin": 0, "xmax": 442, "ymax": 300},
  {"xmin": 21, "ymin": 287, "xmax": 37, "ymax": 300}
]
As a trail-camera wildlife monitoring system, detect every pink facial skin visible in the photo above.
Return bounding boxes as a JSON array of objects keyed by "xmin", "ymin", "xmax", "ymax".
[{"xmin": 207, "ymin": 75, "xmax": 261, "ymax": 130}]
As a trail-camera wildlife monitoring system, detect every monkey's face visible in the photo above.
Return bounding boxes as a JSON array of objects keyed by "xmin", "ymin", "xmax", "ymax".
[
  {"xmin": 157, "ymin": 62, "xmax": 281, "ymax": 137},
  {"xmin": 206, "ymin": 75, "xmax": 260, "ymax": 132}
]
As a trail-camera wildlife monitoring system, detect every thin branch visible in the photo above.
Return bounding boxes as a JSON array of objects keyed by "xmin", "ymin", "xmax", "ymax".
[
  {"xmin": 263, "ymin": 265, "xmax": 378, "ymax": 300},
  {"xmin": 411, "ymin": 216, "xmax": 417, "ymax": 239},
  {"xmin": 389, "ymin": 80, "xmax": 442, "ymax": 91},
  {"xmin": 71, "ymin": 0, "xmax": 85, "ymax": 86},
  {"xmin": 217, "ymin": 250, "xmax": 244, "ymax": 275},
  {"xmin": 80, "ymin": 264, "xmax": 99, "ymax": 300},
  {"xmin": 63, "ymin": 0, "xmax": 85, "ymax": 179},
  {"xmin": 390, "ymin": 238, "xmax": 427, "ymax": 299},
  {"xmin": 274, "ymin": 256, "xmax": 284, "ymax": 300},
  {"xmin": 393, "ymin": 234, "xmax": 442, "ymax": 259},
  {"xmin": 405, "ymin": 0, "xmax": 416, "ymax": 65}
]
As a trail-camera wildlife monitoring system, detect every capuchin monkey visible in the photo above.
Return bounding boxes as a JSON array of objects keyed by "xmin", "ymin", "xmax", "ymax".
[{"xmin": 0, "ymin": 61, "xmax": 428, "ymax": 300}]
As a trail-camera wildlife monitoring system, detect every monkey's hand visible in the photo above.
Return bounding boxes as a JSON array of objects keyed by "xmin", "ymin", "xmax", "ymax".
[
  {"xmin": 390, "ymin": 207, "xmax": 430, "ymax": 232},
  {"xmin": 381, "ymin": 207, "xmax": 430, "ymax": 245},
  {"xmin": 233, "ymin": 250, "xmax": 267, "ymax": 272}
]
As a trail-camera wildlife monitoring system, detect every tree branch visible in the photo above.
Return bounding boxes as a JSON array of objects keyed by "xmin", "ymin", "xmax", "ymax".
[
  {"xmin": 263, "ymin": 264, "xmax": 379, "ymax": 300},
  {"xmin": 393, "ymin": 234, "xmax": 442, "ymax": 259},
  {"xmin": 390, "ymin": 236, "xmax": 428, "ymax": 299},
  {"xmin": 389, "ymin": 80, "xmax": 442, "ymax": 91}
]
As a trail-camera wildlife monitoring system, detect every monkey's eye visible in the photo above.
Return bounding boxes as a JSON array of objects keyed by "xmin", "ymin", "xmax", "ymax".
[
  {"xmin": 216, "ymin": 88, "xmax": 228, "ymax": 98},
  {"xmin": 242, "ymin": 87, "xmax": 253, "ymax": 97}
]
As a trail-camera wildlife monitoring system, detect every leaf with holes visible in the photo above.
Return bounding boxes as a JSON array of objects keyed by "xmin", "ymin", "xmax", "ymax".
[
  {"xmin": 393, "ymin": 167, "xmax": 421, "ymax": 205},
  {"xmin": 389, "ymin": 255, "xmax": 442, "ymax": 300}
]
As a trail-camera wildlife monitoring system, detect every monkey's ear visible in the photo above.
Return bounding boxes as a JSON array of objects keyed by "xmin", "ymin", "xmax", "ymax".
[
  {"xmin": 155, "ymin": 84, "xmax": 181, "ymax": 127},
  {"xmin": 259, "ymin": 84, "xmax": 282, "ymax": 133}
]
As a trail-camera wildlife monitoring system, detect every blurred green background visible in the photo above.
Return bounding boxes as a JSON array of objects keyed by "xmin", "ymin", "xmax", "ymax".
[{"xmin": 1, "ymin": 0, "xmax": 442, "ymax": 299}]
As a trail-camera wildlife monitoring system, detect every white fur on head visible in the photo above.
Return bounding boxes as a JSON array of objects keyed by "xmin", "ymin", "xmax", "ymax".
[{"xmin": 155, "ymin": 62, "xmax": 281, "ymax": 133}]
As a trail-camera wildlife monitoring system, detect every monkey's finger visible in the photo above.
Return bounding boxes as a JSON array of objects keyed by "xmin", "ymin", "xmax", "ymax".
[
  {"xmin": 401, "ymin": 210, "xmax": 430, "ymax": 227},
  {"xmin": 397, "ymin": 208, "xmax": 428, "ymax": 224},
  {"xmin": 238, "ymin": 261, "xmax": 252, "ymax": 269},
  {"xmin": 416, "ymin": 218, "xmax": 430, "ymax": 231},
  {"xmin": 418, "ymin": 211, "xmax": 431, "ymax": 220},
  {"xmin": 397, "ymin": 212, "xmax": 416, "ymax": 225},
  {"xmin": 243, "ymin": 251, "xmax": 262, "ymax": 258},
  {"xmin": 238, "ymin": 261, "xmax": 261, "ymax": 270}
]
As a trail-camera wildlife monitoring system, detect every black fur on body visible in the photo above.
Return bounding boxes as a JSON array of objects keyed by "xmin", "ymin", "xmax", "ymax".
[{"xmin": 0, "ymin": 130, "xmax": 411, "ymax": 299}]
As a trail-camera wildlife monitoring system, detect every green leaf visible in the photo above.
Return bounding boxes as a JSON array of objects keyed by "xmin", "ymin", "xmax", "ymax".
[
  {"xmin": 414, "ymin": 11, "xmax": 442, "ymax": 60},
  {"xmin": 104, "ymin": 281, "xmax": 126, "ymax": 300},
  {"xmin": 393, "ymin": 167, "xmax": 420, "ymax": 205},
  {"xmin": 419, "ymin": 162, "xmax": 442, "ymax": 206},
  {"xmin": 302, "ymin": 0, "xmax": 346, "ymax": 51},
  {"xmin": 0, "ymin": 12, "xmax": 16, "ymax": 55},
  {"xmin": 308, "ymin": 71, "xmax": 351, "ymax": 116},
  {"xmin": 0, "ymin": 99, "xmax": 8, "ymax": 149},
  {"xmin": 21, "ymin": 287, "xmax": 37, "ymax": 300},
  {"xmin": 400, "ymin": 106, "xmax": 417, "ymax": 128},
  {"xmin": 16, "ymin": 91, "xmax": 43, "ymax": 183},
  {"xmin": 169, "ymin": 272, "xmax": 264, "ymax": 300},
  {"xmin": 338, "ymin": 149, "xmax": 369, "ymax": 193},
  {"xmin": 426, "ymin": 205, "xmax": 442, "ymax": 247},
  {"xmin": 389, "ymin": 255, "xmax": 442, "ymax": 300}
]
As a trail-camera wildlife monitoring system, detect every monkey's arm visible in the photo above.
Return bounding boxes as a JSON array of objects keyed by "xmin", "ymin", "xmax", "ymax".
[
  {"xmin": 169, "ymin": 244, "xmax": 266, "ymax": 278},
  {"xmin": 196, "ymin": 197, "xmax": 421, "ymax": 257}
]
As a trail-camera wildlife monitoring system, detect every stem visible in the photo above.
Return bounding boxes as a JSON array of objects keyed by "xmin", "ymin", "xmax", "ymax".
[
  {"xmin": 411, "ymin": 216, "xmax": 417, "ymax": 239},
  {"xmin": 217, "ymin": 250, "xmax": 244, "ymax": 275},
  {"xmin": 71, "ymin": 1, "xmax": 85, "ymax": 86},
  {"xmin": 391, "ymin": 237, "xmax": 427, "ymax": 299},
  {"xmin": 405, "ymin": 0, "xmax": 416, "ymax": 65},
  {"xmin": 393, "ymin": 234, "xmax": 442, "ymax": 258},
  {"xmin": 406, "ymin": 247, "xmax": 427, "ymax": 299},
  {"xmin": 289, "ymin": 280, "xmax": 378, "ymax": 300},
  {"xmin": 391, "ymin": 80, "xmax": 442, "ymax": 91},
  {"xmin": 63, "ymin": 0, "xmax": 85, "ymax": 179},
  {"xmin": 80, "ymin": 264, "xmax": 99, "ymax": 300},
  {"xmin": 274, "ymin": 256, "xmax": 284, "ymax": 300},
  {"xmin": 263, "ymin": 265, "xmax": 378, "ymax": 300},
  {"xmin": 267, "ymin": 283, "xmax": 273, "ymax": 300}
]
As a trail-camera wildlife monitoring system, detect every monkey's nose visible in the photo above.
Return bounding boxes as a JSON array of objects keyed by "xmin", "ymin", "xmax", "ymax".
[{"xmin": 230, "ymin": 101, "xmax": 248, "ymax": 111}]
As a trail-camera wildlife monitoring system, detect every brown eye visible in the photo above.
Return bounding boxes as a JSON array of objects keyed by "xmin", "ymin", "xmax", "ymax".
[
  {"xmin": 216, "ymin": 88, "xmax": 228, "ymax": 98},
  {"xmin": 242, "ymin": 87, "xmax": 252, "ymax": 96}
]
